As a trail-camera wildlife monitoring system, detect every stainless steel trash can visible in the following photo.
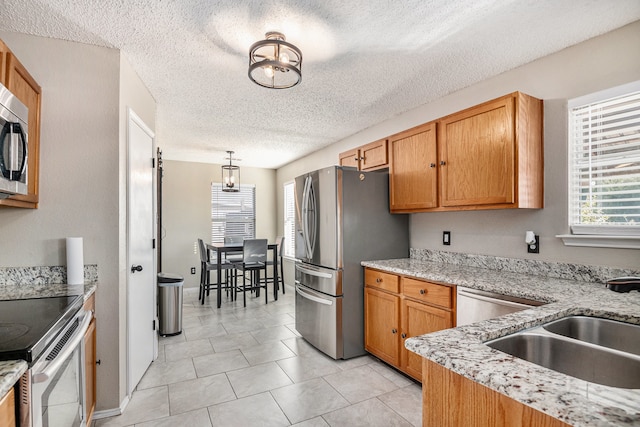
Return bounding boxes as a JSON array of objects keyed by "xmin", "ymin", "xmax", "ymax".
[{"xmin": 158, "ymin": 273, "xmax": 184, "ymax": 336}]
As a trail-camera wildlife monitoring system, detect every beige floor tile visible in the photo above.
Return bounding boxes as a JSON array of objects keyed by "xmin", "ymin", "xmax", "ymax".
[
  {"xmin": 207, "ymin": 392, "xmax": 289, "ymax": 426},
  {"xmin": 225, "ymin": 361, "xmax": 292, "ymax": 398},
  {"xmin": 270, "ymin": 377, "xmax": 350, "ymax": 424},
  {"xmin": 168, "ymin": 373, "xmax": 236, "ymax": 415},
  {"xmin": 95, "ymin": 386, "xmax": 169, "ymax": 427},
  {"xmin": 322, "ymin": 398, "xmax": 413, "ymax": 427},
  {"xmin": 134, "ymin": 407, "xmax": 212, "ymax": 427},
  {"xmin": 323, "ymin": 364, "xmax": 399, "ymax": 403}
]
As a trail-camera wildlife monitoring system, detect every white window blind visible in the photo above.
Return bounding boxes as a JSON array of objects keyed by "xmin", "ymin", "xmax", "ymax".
[
  {"xmin": 283, "ymin": 181, "xmax": 296, "ymax": 257},
  {"xmin": 569, "ymin": 85, "xmax": 640, "ymax": 234},
  {"xmin": 211, "ymin": 183, "xmax": 256, "ymax": 243}
]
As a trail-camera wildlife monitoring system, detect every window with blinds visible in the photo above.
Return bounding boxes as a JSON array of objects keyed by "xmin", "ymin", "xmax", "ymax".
[
  {"xmin": 211, "ymin": 183, "xmax": 256, "ymax": 243},
  {"xmin": 568, "ymin": 83, "xmax": 640, "ymax": 235},
  {"xmin": 283, "ymin": 181, "xmax": 296, "ymax": 257}
]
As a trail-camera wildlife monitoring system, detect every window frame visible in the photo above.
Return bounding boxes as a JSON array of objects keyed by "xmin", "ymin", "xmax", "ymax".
[
  {"xmin": 211, "ymin": 183, "xmax": 256, "ymax": 244},
  {"xmin": 557, "ymin": 80, "xmax": 640, "ymax": 249},
  {"xmin": 283, "ymin": 180, "xmax": 296, "ymax": 258}
]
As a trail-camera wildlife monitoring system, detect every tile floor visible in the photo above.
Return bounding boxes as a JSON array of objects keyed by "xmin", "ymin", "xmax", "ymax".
[{"xmin": 95, "ymin": 285, "xmax": 423, "ymax": 426}]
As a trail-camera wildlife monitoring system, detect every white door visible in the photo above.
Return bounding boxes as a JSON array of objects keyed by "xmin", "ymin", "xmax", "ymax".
[{"xmin": 127, "ymin": 109, "xmax": 156, "ymax": 394}]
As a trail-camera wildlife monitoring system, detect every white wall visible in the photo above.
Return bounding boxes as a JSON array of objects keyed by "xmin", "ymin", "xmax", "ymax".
[
  {"xmin": 277, "ymin": 20, "xmax": 640, "ymax": 270},
  {"xmin": 0, "ymin": 32, "xmax": 156, "ymax": 411},
  {"xmin": 161, "ymin": 160, "xmax": 277, "ymax": 288}
]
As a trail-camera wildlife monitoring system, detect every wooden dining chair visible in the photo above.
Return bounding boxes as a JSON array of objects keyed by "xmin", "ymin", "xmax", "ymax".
[{"xmin": 233, "ymin": 239, "xmax": 268, "ymax": 307}]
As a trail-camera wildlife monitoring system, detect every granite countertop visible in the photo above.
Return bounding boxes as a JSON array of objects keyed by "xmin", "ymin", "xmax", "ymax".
[
  {"xmin": 0, "ymin": 283, "xmax": 97, "ymax": 397},
  {"xmin": 363, "ymin": 258, "xmax": 640, "ymax": 427}
]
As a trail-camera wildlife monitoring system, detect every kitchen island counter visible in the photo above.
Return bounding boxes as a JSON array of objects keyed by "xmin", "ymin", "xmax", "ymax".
[{"xmin": 363, "ymin": 257, "xmax": 640, "ymax": 426}]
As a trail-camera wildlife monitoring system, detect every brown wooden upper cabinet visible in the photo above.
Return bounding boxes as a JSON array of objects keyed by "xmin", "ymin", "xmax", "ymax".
[
  {"xmin": 389, "ymin": 92, "xmax": 543, "ymax": 213},
  {"xmin": 0, "ymin": 39, "xmax": 42, "ymax": 209},
  {"xmin": 338, "ymin": 138, "xmax": 389, "ymax": 171}
]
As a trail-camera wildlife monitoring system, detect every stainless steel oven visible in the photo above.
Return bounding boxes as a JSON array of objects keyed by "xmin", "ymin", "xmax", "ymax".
[{"xmin": 17, "ymin": 303, "xmax": 92, "ymax": 427}]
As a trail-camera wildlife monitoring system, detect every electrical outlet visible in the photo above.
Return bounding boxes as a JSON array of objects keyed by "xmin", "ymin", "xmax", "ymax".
[
  {"xmin": 443, "ymin": 231, "xmax": 451, "ymax": 245},
  {"xmin": 527, "ymin": 235, "xmax": 540, "ymax": 254},
  {"xmin": 190, "ymin": 267, "xmax": 196, "ymax": 274}
]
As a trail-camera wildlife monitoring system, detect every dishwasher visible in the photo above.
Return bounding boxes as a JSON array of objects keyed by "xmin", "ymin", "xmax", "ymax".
[{"xmin": 456, "ymin": 286, "xmax": 544, "ymax": 326}]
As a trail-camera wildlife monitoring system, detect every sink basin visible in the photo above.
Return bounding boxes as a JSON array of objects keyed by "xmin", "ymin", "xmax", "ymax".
[
  {"xmin": 486, "ymin": 317, "xmax": 640, "ymax": 389},
  {"xmin": 543, "ymin": 316, "xmax": 640, "ymax": 356}
]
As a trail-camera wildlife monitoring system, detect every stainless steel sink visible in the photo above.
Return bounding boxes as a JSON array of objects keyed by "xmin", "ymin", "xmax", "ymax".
[
  {"xmin": 486, "ymin": 317, "xmax": 640, "ymax": 389},
  {"xmin": 543, "ymin": 316, "xmax": 640, "ymax": 356}
]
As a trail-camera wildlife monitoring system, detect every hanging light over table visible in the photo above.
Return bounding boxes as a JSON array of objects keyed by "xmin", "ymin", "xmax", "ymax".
[
  {"xmin": 248, "ymin": 32, "xmax": 302, "ymax": 89},
  {"xmin": 221, "ymin": 151, "xmax": 240, "ymax": 192}
]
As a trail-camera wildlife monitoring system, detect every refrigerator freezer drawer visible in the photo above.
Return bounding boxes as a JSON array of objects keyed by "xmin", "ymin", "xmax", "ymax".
[
  {"xmin": 295, "ymin": 284, "xmax": 342, "ymax": 359},
  {"xmin": 295, "ymin": 263, "xmax": 342, "ymax": 296}
]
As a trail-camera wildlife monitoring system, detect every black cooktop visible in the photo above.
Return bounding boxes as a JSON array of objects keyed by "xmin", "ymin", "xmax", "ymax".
[{"xmin": 0, "ymin": 295, "xmax": 83, "ymax": 364}]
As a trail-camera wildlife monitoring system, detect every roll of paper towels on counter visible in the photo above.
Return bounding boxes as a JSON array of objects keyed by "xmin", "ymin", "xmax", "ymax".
[{"xmin": 66, "ymin": 237, "xmax": 84, "ymax": 284}]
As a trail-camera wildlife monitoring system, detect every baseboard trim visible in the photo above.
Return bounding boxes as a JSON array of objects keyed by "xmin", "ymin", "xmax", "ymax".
[{"xmin": 92, "ymin": 395, "xmax": 130, "ymax": 420}]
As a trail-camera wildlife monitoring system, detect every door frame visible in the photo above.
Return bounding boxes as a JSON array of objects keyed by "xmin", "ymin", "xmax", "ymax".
[{"xmin": 126, "ymin": 107, "xmax": 158, "ymax": 396}]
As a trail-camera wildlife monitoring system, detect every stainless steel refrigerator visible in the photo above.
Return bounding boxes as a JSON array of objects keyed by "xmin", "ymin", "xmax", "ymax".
[{"xmin": 294, "ymin": 166, "xmax": 409, "ymax": 359}]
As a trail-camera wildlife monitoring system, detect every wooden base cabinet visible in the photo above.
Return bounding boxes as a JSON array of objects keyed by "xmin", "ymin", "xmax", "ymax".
[
  {"xmin": 423, "ymin": 359, "xmax": 570, "ymax": 427},
  {"xmin": 0, "ymin": 39, "xmax": 42, "ymax": 209},
  {"xmin": 364, "ymin": 268, "xmax": 454, "ymax": 381},
  {"xmin": 0, "ymin": 387, "xmax": 15, "ymax": 427},
  {"xmin": 83, "ymin": 295, "xmax": 96, "ymax": 426}
]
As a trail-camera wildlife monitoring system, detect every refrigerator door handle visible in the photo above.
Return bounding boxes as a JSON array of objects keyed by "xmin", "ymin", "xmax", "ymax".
[
  {"xmin": 302, "ymin": 176, "xmax": 317, "ymax": 260},
  {"xmin": 296, "ymin": 265, "xmax": 333, "ymax": 279},
  {"xmin": 295, "ymin": 284, "xmax": 333, "ymax": 306}
]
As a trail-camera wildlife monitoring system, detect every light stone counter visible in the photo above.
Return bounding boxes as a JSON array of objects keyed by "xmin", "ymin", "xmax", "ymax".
[
  {"xmin": 0, "ymin": 360, "xmax": 27, "ymax": 399},
  {"xmin": 362, "ymin": 257, "xmax": 640, "ymax": 426}
]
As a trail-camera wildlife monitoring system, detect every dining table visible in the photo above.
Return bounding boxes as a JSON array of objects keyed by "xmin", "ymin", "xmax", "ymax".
[{"xmin": 205, "ymin": 242, "xmax": 279, "ymax": 308}]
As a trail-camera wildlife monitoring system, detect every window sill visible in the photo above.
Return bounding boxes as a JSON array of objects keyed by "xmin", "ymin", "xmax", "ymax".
[{"xmin": 556, "ymin": 234, "xmax": 640, "ymax": 249}]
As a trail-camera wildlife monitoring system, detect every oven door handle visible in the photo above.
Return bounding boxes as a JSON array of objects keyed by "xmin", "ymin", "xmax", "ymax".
[{"xmin": 32, "ymin": 311, "xmax": 92, "ymax": 384}]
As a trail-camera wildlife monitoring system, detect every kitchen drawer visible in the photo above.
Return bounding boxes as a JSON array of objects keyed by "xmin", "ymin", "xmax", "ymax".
[
  {"xmin": 365, "ymin": 268, "xmax": 400, "ymax": 293},
  {"xmin": 402, "ymin": 278, "xmax": 453, "ymax": 309}
]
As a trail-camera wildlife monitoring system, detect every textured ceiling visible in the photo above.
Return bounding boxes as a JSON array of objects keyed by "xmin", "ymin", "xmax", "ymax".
[{"xmin": 1, "ymin": 1, "xmax": 640, "ymax": 168}]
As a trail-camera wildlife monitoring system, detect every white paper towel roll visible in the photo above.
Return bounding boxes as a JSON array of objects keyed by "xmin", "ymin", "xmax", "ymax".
[{"xmin": 66, "ymin": 237, "xmax": 84, "ymax": 284}]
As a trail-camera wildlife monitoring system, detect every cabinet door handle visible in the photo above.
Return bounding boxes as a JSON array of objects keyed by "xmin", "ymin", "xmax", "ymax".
[
  {"xmin": 401, "ymin": 333, "xmax": 406, "ymax": 338},
  {"xmin": 391, "ymin": 328, "xmax": 397, "ymax": 334},
  {"xmin": 429, "ymin": 163, "xmax": 436, "ymax": 168},
  {"xmin": 440, "ymin": 160, "xmax": 446, "ymax": 166},
  {"xmin": 376, "ymin": 278, "xmax": 382, "ymax": 283},
  {"xmin": 354, "ymin": 157, "xmax": 359, "ymax": 161},
  {"xmin": 419, "ymin": 289, "xmax": 426, "ymax": 295}
]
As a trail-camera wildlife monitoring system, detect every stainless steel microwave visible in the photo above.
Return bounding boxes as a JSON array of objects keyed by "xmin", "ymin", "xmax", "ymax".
[{"xmin": 0, "ymin": 82, "xmax": 28, "ymax": 199}]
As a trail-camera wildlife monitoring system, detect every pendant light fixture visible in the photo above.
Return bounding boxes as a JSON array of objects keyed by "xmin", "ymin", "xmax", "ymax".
[
  {"xmin": 248, "ymin": 32, "xmax": 302, "ymax": 89},
  {"xmin": 221, "ymin": 151, "xmax": 240, "ymax": 192}
]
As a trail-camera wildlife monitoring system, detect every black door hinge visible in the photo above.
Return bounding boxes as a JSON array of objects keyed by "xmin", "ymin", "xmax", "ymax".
[
  {"xmin": 152, "ymin": 158, "xmax": 156, "ymax": 168},
  {"xmin": 153, "ymin": 320, "xmax": 156, "ymax": 331},
  {"xmin": 152, "ymin": 238, "xmax": 156, "ymax": 249}
]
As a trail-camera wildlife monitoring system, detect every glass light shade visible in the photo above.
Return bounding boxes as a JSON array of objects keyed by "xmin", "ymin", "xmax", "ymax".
[
  {"xmin": 222, "ymin": 150, "xmax": 240, "ymax": 192},
  {"xmin": 248, "ymin": 32, "xmax": 302, "ymax": 89}
]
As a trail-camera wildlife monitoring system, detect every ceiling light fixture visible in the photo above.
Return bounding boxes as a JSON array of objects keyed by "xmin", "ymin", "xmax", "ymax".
[
  {"xmin": 248, "ymin": 32, "xmax": 302, "ymax": 89},
  {"xmin": 221, "ymin": 151, "xmax": 240, "ymax": 192}
]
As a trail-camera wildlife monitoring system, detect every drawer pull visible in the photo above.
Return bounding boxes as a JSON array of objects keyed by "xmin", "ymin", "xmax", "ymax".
[
  {"xmin": 391, "ymin": 328, "xmax": 397, "ymax": 334},
  {"xmin": 376, "ymin": 278, "xmax": 382, "ymax": 283},
  {"xmin": 419, "ymin": 289, "xmax": 426, "ymax": 295},
  {"xmin": 401, "ymin": 333, "xmax": 407, "ymax": 339}
]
